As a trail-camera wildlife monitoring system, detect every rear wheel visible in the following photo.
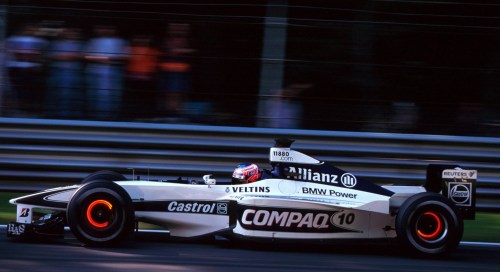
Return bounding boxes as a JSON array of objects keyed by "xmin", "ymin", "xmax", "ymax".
[
  {"xmin": 396, "ymin": 192, "xmax": 463, "ymax": 256},
  {"xmin": 67, "ymin": 181, "xmax": 134, "ymax": 246}
]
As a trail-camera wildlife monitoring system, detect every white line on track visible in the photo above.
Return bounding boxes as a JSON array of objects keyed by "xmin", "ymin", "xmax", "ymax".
[{"xmin": 460, "ymin": 241, "xmax": 500, "ymax": 247}]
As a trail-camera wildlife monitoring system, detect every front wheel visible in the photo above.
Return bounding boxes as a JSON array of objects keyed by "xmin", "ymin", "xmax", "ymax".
[
  {"xmin": 396, "ymin": 192, "xmax": 463, "ymax": 256},
  {"xmin": 67, "ymin": 181, "xmax": 134, "ymax": 246},
  {"xmin": 81, "ymin": 170, "xmax": 126, "ymax": 184}
]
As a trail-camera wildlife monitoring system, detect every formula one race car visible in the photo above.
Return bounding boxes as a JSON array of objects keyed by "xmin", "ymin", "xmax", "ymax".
[{"xmin": 7, "ymin": 139, "xmax": 477, "ymax": 256}]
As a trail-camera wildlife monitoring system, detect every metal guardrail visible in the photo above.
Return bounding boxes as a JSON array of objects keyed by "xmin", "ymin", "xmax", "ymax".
[{"xmin": 0, "ymin": 117, "xmax": 499, "ymax": 212}]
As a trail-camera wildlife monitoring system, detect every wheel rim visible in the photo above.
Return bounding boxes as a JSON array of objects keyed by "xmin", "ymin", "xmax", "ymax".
[
  {"xmin": 86, "ymin": 199, "xmax": 114, "ymax": 229},
  {"xmin": 415, "ymin": 211, "xmax": 447, "ymax": 242}
]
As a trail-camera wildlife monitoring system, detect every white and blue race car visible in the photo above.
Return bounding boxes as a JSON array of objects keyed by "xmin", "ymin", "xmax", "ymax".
[{"xmin": 7, "ymin": 139, "xmax": 477, "ymax": 255}]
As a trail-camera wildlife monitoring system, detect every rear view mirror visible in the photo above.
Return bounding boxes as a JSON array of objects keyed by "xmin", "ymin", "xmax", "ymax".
[{"xmin": 203, "ymin": 175, "xmax": 216, "ymax": 185}]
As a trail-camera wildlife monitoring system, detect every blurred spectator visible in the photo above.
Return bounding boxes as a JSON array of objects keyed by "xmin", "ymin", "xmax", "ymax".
[
  {"xmin": 0, "ymin": 35, "xmax": 8, "ymax": 116},
  {"xmin": 84, "ymin": 25, "xmax": 128, "ymax": 120},
  {"xmin": 158, "ymin": 23, "xmax": 194, "ymax": 119},
  {"xmin": 46, "ymin": 27, "xmax": 84, "ymax": 119},
  {"xmin": 124, "ymin": 35, "xmax": 160, "ymax": 119},
  {"xmin": 265, "ymin": 83, "xmax": 311, "ymax": 129},
  {"xmin": 390, "ymin": 102, "xmax": 419, "ymax": 133},
  {"xmin": 5, "ymin": 24, "xmax": 48, "ymax": 116}
]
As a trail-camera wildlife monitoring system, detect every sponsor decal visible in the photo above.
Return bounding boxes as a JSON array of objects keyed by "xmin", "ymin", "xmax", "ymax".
[
  {"xmin": 448, "ymin": 182, "xmax": 471, "ymax": 205},
  {"xmin": 229, "ymin": 195, "xmax": 245, "ymax": 201},
  {"xmin": 270, "ymin": 148, "xmax": 320, "ymax": 164},
  {"xmin": 217, "ymin": 203, "xmax": 228, "ymax": 214},
  {"xmin": 166, "ymin": 201, "xmax": 228, "ymax": 215},
  {"xmin": 228, "ymin": 186, "xmax": 271, "ymax": 193},
  {"xmin": 17, "ymin": 205, "xmax": 32, "ymax": 223},
  {"xmin": 301, "ymin": 187, "xmax": 357, "ymax": 199},
  {"xmin": 238, "ymin": 207, "xmax": 361, "ymax": 233},
  {"xmin": 288, "ymin": 167, "xmax": 357, "ymax": 188},
  {"xmin": 443, "ymin": 170, "xmax": 477, "ymax": 179},
  {"xmin": 288, "ymin": 167, "xmax": 338, "ymax": 184},
  {"xmin": 19, "ymin": 208, "xmax": 30, "ymax": 218},
  {"xmin": 7, "ymin": 223, "xmax": 26, "ymax": 236},
  {"xmin": 242, "ymin": 209, "xmax": 329, "ymax": 229},
  {"xmin": 272, "ymin": 150, "xmax": 294, "ymax": 162},
  {"xmin": 340, "ymin": 173, "xmax": 357, "ymax": 188}
]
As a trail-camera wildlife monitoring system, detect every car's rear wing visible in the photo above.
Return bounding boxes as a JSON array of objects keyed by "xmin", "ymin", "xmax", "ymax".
[{"xmin": 425, "ymin": 164, "xmax": 477, "ymax": 219}]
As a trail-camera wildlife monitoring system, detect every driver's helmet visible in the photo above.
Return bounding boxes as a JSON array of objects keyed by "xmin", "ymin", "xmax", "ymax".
[{"xmin": 232, "ymin": 163, "xmax": 261, "ymax": 184}]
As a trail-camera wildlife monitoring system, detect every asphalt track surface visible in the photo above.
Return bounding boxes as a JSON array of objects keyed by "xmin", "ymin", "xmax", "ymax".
[{"xmin": 1, "ymin": 227, "xmax": 499, "ymax": 272}]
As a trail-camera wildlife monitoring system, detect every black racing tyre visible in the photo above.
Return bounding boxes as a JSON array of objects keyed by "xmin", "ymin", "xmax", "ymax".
[
  {"xmin": 396, "ymin": 192, "xmax": 463, "ymax": 256},
  {"xmin": 67, "ymin": 180, "xmax": 134, "ymax": 246},
  {"xmin": 81, "ymin": 170, "xmax": 126, "ymax": 184}
]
